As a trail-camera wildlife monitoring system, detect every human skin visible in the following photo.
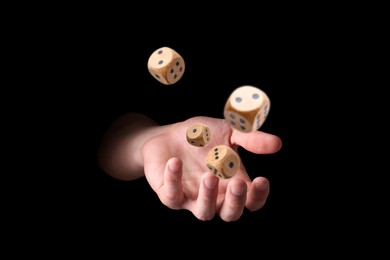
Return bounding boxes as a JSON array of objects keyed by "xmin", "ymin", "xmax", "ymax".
[{"xmin": 98, "ymin": 112, "xmax": 282, "ymax": 222}]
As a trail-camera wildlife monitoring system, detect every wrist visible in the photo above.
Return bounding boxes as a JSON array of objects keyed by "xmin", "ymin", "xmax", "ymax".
[{"xmin": 98, "ymin": 112, "xmax": 164, "ymax": 180}]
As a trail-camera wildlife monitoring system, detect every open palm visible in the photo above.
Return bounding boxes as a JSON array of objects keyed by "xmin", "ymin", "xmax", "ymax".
[{"xmin": 142, "ymin": 116, "xmax": 282, "ymax": 222}]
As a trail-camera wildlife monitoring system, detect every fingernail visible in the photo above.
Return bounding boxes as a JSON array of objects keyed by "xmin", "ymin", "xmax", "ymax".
[
  {"xmin": 255, "ymin": 181, "xmax": 268, "ymax": 191},
  {"xmin": 205, "ymin": 177, "xmax": 217, "ymax": 189},
  {"xmin": 231, "ymin": 185, "xmax": 245, "ymax": 196},
  {"xmin": 168, "ymin": 160, "xmax": 179, "ymax": 173}
]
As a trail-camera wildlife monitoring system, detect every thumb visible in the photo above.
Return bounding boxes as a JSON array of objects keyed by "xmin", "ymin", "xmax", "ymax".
[{"xmin": 231, "ymin": 130, "xmax": 282, "ymax": 154}]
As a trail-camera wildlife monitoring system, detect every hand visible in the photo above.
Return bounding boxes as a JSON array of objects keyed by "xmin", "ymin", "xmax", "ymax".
[{"xmin": 141, "ymin": 116, "xmax": 282, "ymax": 222}]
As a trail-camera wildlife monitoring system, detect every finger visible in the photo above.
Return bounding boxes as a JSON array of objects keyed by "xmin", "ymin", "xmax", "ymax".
[
  {"xmin": 160, "ymin": 157, "xmax": 185, "ymax": 209},
  {"xmin": 193, "ymin": 172, "xmax": 219, "ymax": 221},
  {"xmin": 219, "ymin": 178, "xmax": 247, "ymax": 222},
  {"xmin": 231, "ymin": 130, "xmax": 282, "ymax": 154},
  {"xmin": 245, "ymin": 177, "xmax": 270, "ymax": 211}
]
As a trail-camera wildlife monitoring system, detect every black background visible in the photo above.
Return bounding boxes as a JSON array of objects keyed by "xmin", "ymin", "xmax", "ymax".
[{"xmin": 8, "ymin": 6, "xmax": 371, "ymax": 253}]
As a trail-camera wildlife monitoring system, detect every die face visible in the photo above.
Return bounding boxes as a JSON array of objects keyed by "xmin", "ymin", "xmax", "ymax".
[
  {"xmin": 263, "ymin": 102, "xmax": 270, "ymax": 120},
  {"xmin": 147, "ymin": 46, "xmax": 185, "ymax": 85},
  {"xmin": 207, "ymin": 146, "xmax": 228, "ymax": 165},
  {"xmin": 205, "ymin": 145, "xmax": 239, "ymax": 179},
  {"xmin": 201, "ymin": 127, "xmax": 210, "ymax": 144},
  {"xmin": 223, "ymin": 110, "xmax": 252, "ymax": 133},
  {"xmin": 186, "ymin": 123, "xmax": 210, "ymax": 147},
  {"xmin": 166, "ymin": 58, "xmax": 185, "ymax": 84},
  {"xmin": 207, "ymin": 165, "xmax": 224, "ymax": 179},
  {"xmin": 188, "ymin": 141, "xmax": 204, "ymax": 147},
  {"xmin": 224, "ymin": 85, "xmax": 270, "ymax": 132},
  {"xmin": 254, "ymin": 101, "xmax": 271, "ymax": 130},
  {"xmin": 148, "ymin": 47, "xmax": 175, "ymax": 69},
  {"xmin": 229, "ymin": 85, "xmax": 266, "ymax": 111},
  {"xmin": 222, "ymin": 153, "xmax": 240, "ymax": 178}
]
